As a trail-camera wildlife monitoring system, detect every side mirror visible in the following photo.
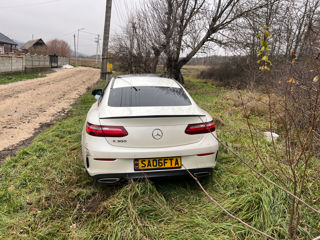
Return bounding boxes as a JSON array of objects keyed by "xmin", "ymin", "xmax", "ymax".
[{"xmin": 92, "ymin": 89, "xmax": 103, "ymax": 100}]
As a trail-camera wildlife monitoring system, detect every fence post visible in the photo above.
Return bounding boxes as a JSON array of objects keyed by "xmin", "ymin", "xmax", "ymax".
[{"xmin": 23, "ymin": 55, "xmax": 25, "ymax": 72}]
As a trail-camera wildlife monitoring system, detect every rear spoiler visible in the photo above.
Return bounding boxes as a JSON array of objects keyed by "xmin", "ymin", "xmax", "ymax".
[{"xmin": 100, "ymin": 114, "xmax": 206, "ymax": 119}]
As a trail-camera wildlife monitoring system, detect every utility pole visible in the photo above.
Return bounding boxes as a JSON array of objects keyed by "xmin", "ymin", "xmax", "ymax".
[
  {"xmin": 100, "ymin": 0, "xmax": 112, "ymax": 80},
  {"xmin": 76, "ymin": 28, "xmax": 85, "ymax": 66},
  {"xmin": 95, "ymin": 34, "xmax": 100, "ymax": 64},
  {"xmin": 73, "ymin": 34, "xmax": 76, "ymax": 60},
  {"xmin": 97, "ymin": 37, "xmax": 101, "ymax": 62}
]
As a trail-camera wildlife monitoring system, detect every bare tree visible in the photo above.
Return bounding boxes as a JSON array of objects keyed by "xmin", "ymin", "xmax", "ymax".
[
  {"xmin": 162, "ymin": 0, "xmax": 274, "ymax": 82},
  {"xmin": 47, "ymin": 39, "xmax": 72, "ymax": 57},
  {"xmin": 30, "ymin": 45, "xmax": 48, "ymax": 56},
  {"xmin": 114, "ymin": 0, "xmax": 274, "ymax": 82},
  {"xmin": 228, "ymin": 0, "xmax": 320, "ymax": 58},
  {"xmin": 111, "ymin": 16, "xmax": 155, "ymax": 73}
]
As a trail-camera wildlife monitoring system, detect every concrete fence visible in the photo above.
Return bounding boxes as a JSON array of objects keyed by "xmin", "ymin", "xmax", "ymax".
[
  {"xmin": 58, "ymin": 57, "xmax": 69, "ymax": 66},
  {"xmin": 0, "ymin": 55, "xmax": 25, "ymax": 73},
  {"xmin": 25, "ymin": 54, "xmax": 50, "ymax": 69},
  {"xmin": 0, "ymin": 54, "xmax": 70, "ymax": 74}
]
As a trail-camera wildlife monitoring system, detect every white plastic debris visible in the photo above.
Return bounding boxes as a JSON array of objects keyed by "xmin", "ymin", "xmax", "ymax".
[
  {"xmin": 264, "ymin": 132, "xmax": 279, "ymax": 142},
  {"xmin": 62, "ymin": 64, "xmax": 74, "ymax": 69}
]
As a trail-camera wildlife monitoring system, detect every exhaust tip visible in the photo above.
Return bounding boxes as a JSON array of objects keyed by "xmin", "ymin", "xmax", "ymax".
[
  {"xmin": 97, "ymin": 178, "xmax": 121, "ymax": 184},
  {"xmin": 194, "ymin": 172, "xmax": 211, "ymax": 178},
  {"xmin": 86, "ymin": 157, "xmax": 90, "ymax": 168}
]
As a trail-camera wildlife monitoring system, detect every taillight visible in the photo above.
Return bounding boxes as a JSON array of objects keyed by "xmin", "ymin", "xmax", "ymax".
[
  {"xmin": 185, "ymin": 120, "xmax": 215, "ymax": 135},
  {"xmin": 86, "ymin": 122, "xmax": 128, "ymax": 137},
  {"xmin": 94, "ymin": 158, "xmax": 116, "ymax": 161},
  {"xmin": 197, "ymin": 152, "xmax": 215, "ymax": 156}
]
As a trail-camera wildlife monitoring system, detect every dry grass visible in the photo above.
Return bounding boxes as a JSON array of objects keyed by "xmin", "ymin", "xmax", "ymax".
[
  {"xmin": 182, "ymin": 65, "xmax": 209, "ymax": 78},
  {"xmin": 70, "ymin": 57, "xmax": 101, "ymax": 69},
  {"xmin": 183, "ymin": 65, "xmax": 209, "ymax": 69},
  {"xmin": 224, "ymin": 90, "xmax": 282, "ymax": 117}
]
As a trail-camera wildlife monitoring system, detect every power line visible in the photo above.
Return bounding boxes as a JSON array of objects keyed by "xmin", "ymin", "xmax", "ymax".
[
  {"xmin": 121, "ymin": 0, "xmax": 130, "ymax": 20},
  {"xmin": 53, "ymin": 31, "xmax": 76, "ymax": 39},
  {"xmin": 122, "ymin": 0, "xmax": 133, "ymax": 22},
  {"xmin": 0, "ymin": 0, "xmax": 60, "ymax": 9},
  {"xmin": 113, "ymin": 0, "xmax": 125, "ymax": 26},
  {"xmin": 82, "ymin": 30, "xmax": 100, "ymax": 36},
  {"xmin": 44, "ymin": 30, "xmax": 100, "ymax": 56}
]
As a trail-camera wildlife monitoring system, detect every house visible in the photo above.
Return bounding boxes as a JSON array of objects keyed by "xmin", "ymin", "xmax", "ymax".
[
  {"xmin": 0, "ymin": 32, "xmax": 18, "ymax": 54},
  {"xmin": 21, "ymin": 38, "xmax": 48, "ymax": 55}
]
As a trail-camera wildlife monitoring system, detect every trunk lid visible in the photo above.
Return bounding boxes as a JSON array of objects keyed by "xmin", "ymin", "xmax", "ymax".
[
  {"xmin": 99, "ymin": 116, "xmax": 206, "ymax": 148},
  {"xmin": 100, "ymin": 107, "xmax": 206, "ymax": 148}
]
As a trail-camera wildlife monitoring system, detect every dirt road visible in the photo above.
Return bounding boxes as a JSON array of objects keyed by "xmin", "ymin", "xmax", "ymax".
[{"xmin": 0, "ymin": 67, "xmax": 99, "ymax": 155}]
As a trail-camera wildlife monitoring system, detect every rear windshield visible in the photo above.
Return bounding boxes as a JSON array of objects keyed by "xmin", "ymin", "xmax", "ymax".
[{"xmin": 108, "ymin": 86, "xmax": 191, "ymax": 107}]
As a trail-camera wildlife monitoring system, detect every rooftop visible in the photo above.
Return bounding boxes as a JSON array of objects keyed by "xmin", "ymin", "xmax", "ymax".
[
  {"xmin": 21, "ymin": 38, "xmax": 45, "ymax": 50},
  {"xmin": 0, "ymin": 33, "xmax": 17, "ymax": 45}
]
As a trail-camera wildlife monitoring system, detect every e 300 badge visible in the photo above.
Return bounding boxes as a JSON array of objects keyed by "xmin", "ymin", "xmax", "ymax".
[{"xmin": 112, "ymin": 139, "xmax": 127, "ymax": 143}]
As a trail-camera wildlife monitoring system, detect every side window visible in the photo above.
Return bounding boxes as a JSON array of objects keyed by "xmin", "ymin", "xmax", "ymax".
[{"xmin": 98, "ymin": 78, "xmax": 113, "ymax": 105}]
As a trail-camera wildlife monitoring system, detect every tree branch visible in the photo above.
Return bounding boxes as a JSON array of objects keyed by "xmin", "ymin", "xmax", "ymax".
[{"xmin": 183, "ymin": 165, "xmax": 276, "ymax": 240}]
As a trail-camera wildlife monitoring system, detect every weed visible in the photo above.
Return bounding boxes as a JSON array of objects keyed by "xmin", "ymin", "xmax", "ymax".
[{"xmin": 0, "ymin": 70, "xmax": 54, "ymax": 85}]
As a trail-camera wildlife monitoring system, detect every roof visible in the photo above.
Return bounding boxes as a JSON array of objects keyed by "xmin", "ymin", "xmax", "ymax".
[
  {"xmin": 0, "ymin": 32, "xmax": 17, "ymax": 45},
  {"xmin": 21, "ymin": 38, "xmax": 45, "ymax": 50},
  {"xmin": 113, "ymin": 75, "xmax": 180, "ymax": 89},
  {"xmin": 117, "ymin": 74, "xmax": 165, "ymax": 78}
]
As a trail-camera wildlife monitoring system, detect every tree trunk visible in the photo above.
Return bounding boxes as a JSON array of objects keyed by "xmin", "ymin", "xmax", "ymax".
[
  {"xmin": 151, "ymin": 47, "xmax": 161, "ymax": 73},
  {"xmin": 167, "ymin": 60, "xmax": 184, "ymax": 84}
]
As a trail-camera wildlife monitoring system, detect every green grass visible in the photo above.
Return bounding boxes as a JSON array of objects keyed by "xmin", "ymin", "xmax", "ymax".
[
  {"xmin": 0, "ymin": 71, "xmax": 319, "ymax": 239},
  {"xmin": 0, "ymin": 71, "xmax": 53, "ymax": 85}
]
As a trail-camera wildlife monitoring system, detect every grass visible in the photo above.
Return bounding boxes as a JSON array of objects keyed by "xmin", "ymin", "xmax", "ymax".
[
  {"xmin": 70, "ymin": 58, "xmax": 101, "ymax": 69},
  {"xmin": 0, "ymin": 67, "xmax": 319, "ymax": 239},
  {"xmin": 0, "ymin": 70, "xmax": 54, "ymax": 85}
]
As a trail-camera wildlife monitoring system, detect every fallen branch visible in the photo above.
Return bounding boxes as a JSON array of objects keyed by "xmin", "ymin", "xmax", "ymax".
[
  {"xmin": 197, "ymin": 116, "xmax": 320, "ymax": 216},
  {"xmin": 183, "ymin": 165, "xmax": 276, "ymax": 240}
]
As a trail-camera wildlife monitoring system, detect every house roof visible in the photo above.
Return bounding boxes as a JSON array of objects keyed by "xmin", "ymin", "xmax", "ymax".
[
  {"xmin": 0, "ymin": 32, "xmax": 17, "ymax": 45},
  {"xmin": 21, "ymin": 38, "xmax": 46, "ymax": 50}
]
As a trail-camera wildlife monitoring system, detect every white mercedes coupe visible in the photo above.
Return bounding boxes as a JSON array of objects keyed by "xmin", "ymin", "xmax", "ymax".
[{"xmin": 81, "ymin": 74, "xmax": 218, "ymax": 184}]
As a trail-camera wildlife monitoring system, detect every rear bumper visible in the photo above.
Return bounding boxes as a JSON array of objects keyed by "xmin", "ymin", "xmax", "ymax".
[
  {"xmin": 82, "ymin": 128, "xmax": 219, "ymax": 177},
  {"xmin": 94, "ymin": 167, "xmax": 213, "ymax": 183}
]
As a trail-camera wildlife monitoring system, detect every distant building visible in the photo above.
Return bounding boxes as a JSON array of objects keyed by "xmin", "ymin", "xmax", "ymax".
[
  {"xmin": 0, "ymin": 32, "xmax": 18, "ymax": 54},
  {"xmin": 21, "ymin": 38, "xmax": 48, "ymax": 55}
]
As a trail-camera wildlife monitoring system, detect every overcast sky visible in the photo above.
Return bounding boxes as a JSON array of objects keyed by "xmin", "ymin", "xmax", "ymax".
[{"xmin": 0, "ymin": 0, "xmax": 143, "ymax": 55}]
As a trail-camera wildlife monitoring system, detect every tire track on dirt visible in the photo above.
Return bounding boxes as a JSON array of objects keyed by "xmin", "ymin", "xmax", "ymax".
[
  {"xmin": 0, "ymin": 67, "xmax": 100, "ymax": 156},
  {"xmin": 0, "ymin": 68, "xmax": 90, "ymax": 100}
]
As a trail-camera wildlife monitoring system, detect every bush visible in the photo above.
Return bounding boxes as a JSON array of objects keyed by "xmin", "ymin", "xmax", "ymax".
[{"xmin": 198, "ymin": 59, "xmax": 247, "ymax": 88}]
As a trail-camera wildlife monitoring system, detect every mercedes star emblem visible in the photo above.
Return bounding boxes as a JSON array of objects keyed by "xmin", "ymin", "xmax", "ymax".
[{"xmin": 152, "ymin": 128, "xmax": 163, "ymax": 140}]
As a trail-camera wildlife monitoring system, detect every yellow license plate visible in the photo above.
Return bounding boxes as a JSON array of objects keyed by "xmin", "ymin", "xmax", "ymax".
[{"xmin": 134, "ymin": 157, "xmax": 181, "ymax": 171}]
